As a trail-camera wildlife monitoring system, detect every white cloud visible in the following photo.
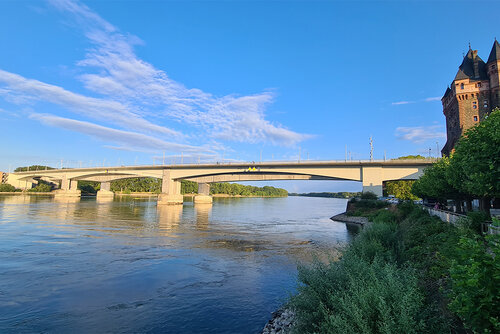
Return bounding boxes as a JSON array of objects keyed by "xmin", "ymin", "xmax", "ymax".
[
  {"xmin": 392, "ymin": 101, "xmax": 415, "ymax": 105},
  {"xmin": 46, "ymin": 0, "xmax": 309, "ymax": 146},
  {"xmin": 30, "ymin": 113, "xmax": 212, "ymax": 153},
  {"xmin": 424, "ymin": 96, "xmax": 441, "ymax": 102},
  {"xmin": 395, "ymin": 125, "xmax": 446, "ymax": 143}
]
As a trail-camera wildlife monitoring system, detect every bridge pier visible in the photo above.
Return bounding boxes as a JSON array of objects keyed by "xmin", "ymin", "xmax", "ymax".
[
  {"xmin": 96, "ymin": 181, "xmax": 114, "ymax": 201},
  {"xmin": 194, "ymin": 183, "xmax": 213, "ymax": 204},
  {"xmin": 158, "ymin": 170, "xmax": 183, "ymax": 205},
  {"xmin": 54, "ymin": 176, "xmax": 81, "ymax": 199},
  {"xmin": 361, "ymin": 166, "xmax": 383, "ymax": 197}
]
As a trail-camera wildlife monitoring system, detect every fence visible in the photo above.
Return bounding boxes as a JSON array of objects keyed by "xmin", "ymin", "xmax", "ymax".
[{"xmin": 422, "ymin": 207, "xmax": 467, "ymax": 225}]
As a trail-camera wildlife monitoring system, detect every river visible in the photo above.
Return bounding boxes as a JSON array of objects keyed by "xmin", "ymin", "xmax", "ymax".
[{"xmin": 0, "ymin": 195, "xmax": 356, "ymax": 333}]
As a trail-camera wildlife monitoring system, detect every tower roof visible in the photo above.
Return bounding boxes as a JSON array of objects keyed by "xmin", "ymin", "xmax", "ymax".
[
  {"xmin": 454, "ymin": 48, "xmax": 487, "ymax": 81},
  {"xmin": 487, "ymin": 39, "xmax": 500, "ymax": 63}
]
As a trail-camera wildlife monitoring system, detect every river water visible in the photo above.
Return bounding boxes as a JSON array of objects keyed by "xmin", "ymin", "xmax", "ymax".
[{"xmin": 0, "ymin": 195, "xmax": 355, "ymax": 333}]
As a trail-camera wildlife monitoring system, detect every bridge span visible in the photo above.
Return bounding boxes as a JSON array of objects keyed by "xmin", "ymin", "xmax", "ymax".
[{"xmin": 6, "ymin": 160, "xmax": 434, "ymax": 204}]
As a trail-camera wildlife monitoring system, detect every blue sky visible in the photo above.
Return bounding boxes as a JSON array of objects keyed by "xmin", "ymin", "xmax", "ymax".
[{"xmin": 0, "ymin": 0, "xmax": 498, "ymax": 192}]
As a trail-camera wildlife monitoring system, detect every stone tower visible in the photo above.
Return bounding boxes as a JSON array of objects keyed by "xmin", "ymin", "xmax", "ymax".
[{"xmin": 441, "ymin": 40, "xmax": 499, "ymax": 156}]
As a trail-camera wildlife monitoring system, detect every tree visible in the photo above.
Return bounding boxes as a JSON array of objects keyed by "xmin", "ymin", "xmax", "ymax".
[
  {"xmin": 385, "ymin": 180, "xmax": 418, "ymax": 200},
  {"xmin": 14, "ymin": 165, "xmax": 54, "ymax": 172},
  {"xmin": 449, "ymin": 109, "xmax": 500, "ymax": 208},
  {"xmin": 412, "ymin": 157, "xmax": 463, "ymax": 204}
]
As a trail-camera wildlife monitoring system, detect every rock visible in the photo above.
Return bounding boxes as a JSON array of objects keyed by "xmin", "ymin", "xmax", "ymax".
[{"xmin": 261, "ymin": 308, "xmax": 295, "ymax": 334}]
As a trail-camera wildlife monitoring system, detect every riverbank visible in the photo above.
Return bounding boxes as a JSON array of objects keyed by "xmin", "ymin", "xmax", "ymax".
[
  {"xmin": 0, "ymin": 192, "xmax": 54, "ymax": 196},
  {"xmin": 114, "ymin": 192, "xmax": 288, "ymax": 198},
  {"xmin": 278, "ymin": 201, "xmax": 499, "ymax": 333}
]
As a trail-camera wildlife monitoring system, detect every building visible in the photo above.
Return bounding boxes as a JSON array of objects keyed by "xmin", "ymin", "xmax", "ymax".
[{"xmin": 441, "ymin": 40, "xmax": 500, "ymax": 156}]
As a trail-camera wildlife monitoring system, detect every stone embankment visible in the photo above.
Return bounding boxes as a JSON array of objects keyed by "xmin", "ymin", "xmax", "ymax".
[
  {"xmin": 261, "ymin": 309, "xmax": 295, "ymax": 334},
  {"xmin": 330, "ymin": 213, "xmax": 370, "ymax": 226}
]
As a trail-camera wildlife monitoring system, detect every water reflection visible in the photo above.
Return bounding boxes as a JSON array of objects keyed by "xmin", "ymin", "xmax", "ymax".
[
  {"xmin": 195, "ymin": 204, "xmax": 212, "ymax": 230},
  {"xmin": 157, "ymin": 204, "xmax": 183, "ymax": 232},
  {"xmin": 0, "ymin": 195, "xmax": 352, "ymax": 334}
]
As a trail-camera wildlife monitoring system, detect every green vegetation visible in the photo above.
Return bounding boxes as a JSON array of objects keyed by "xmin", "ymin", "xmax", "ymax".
[
  {"xmin": 0, "ymin": 184, "xmax": 20, "ymax": 192},
  {"xmin": 290, "ymin": 202, "xmax": 500, "ymax": 333},
  {"xmin": 393, "ymin": 155, "xmax": 426, "ymax": 160},
  {"xmin": 210, "ymin": 183, "xmax": 287, "ymax": 197},
  {"xmin": 288, "ymin": 192, "xmax": 361, "ymax": 198},
  {"xmin": 360, "ymin": 191, "xmax": 378, "ymax": 200},
  {"xmin": 27, "ymin": 183, "xmax": 52, "ymax": 192},
  {"xmin": 14, "ymin": 165, "xmax": 55, "ymax": 172},
  {"xmin": 412, "ymin": 109, "xmax": 500, "ymax": 211},
  {"xmin": 106, "ymin": 178, "xmax": 287, "ymax": 197},
  {"xmin": 384, "ymin": 180, "xmax": 418, "ymax": 200},
  {"xmin": 78, "ymin": 181, "xmax": 100, "ymax": 194}
]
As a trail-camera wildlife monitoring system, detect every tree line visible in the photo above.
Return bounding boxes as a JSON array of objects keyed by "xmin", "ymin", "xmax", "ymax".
[{"xmin": 412, "ymin": 108, "xmax": 499, "ymax": 211}]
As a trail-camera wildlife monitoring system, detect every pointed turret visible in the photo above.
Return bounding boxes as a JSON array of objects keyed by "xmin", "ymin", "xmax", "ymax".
[
  {"xmin": 454, "ymin": 47, "xmax": 487, "ymax": 81},
  {"xmin": 487, "ymin": 39, "xmax": 500, "ymax": 63}
]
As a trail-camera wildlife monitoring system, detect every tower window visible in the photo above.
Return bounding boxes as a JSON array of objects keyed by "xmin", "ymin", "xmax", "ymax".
[
  {"xmin": 473, "ymin": 101, "xmax": 477, "ymax": 109},
  {"xmin": 478, "ymin": 82, "xmax": 482, "ymax": 87},
  {"xmin": 460, "ymin": 83, "xmax": 464, "ymax": 89},
  {"xmin": 473, "ymin": 116, "xmax": 478, "ymax": 121}
]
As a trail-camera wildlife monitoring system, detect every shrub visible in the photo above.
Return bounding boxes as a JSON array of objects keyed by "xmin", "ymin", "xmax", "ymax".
[
  {"xmin": 291, "ymin": 255, "xmax": 425, "ymax": 334},
  {"xmin": 465, "ymin": 211, "xmax": 491, "ymax": 234},
  {"xmin": 448, "ymin": 234, "xmax": 500, "ymax": 333},
  {"xmin": 0, "ymin": 184, "xmax": 17, "ymax": 192},
  {"xmin": 28, "ymin": 183, "xmax": 52, "ymax": 192},
  {"xmin": 361, "ymin": 191, "xmax": 378, "ymax": 200}
]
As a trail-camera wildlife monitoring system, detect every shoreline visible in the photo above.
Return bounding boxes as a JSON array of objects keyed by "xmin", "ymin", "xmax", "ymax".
[{"xmin": 329, "ymin": 213, "xmax": 370, "ymax": 226}]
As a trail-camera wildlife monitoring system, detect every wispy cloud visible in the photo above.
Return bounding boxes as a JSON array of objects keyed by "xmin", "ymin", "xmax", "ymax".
[
  {"xmin": 49, "ymin": 0, "xmax": 309, "ymax": 146},
  {"xmin": 0, "ymin": 0, "xmax": 310, "ymax": 156},
  {"xmin": 392, "ymin": 101, "xmax": 415, "ymax": 105},
  {"xmin": 30, "ymin": 113, "xmax": 212, "ymax": 153},
  {"xmin": 395, "ymin": 125, "xmax": 446, "ymax": 143},
  {"xmin": 391, "ymin": 96, "xmax": 442, "ymax": 106}
]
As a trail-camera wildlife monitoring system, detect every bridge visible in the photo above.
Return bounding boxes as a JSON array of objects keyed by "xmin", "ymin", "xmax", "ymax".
[{"xmin": 6, "ymin": 160, "xmax": 434, "ymax": 204}]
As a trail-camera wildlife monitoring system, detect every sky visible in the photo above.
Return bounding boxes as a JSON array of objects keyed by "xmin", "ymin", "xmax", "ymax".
[{"xmin": 0, "ymin": 0, "xmax": 499, "ymax": 192}]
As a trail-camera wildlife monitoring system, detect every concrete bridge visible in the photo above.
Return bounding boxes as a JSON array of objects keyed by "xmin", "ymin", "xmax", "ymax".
[{"xmin": 5, "ymin": 160, "xmax": 434, "ymax": 204}]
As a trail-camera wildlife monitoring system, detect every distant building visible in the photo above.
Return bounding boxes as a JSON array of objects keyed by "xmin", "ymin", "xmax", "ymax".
[
  {"xmin": 1, "ymin": 172, "xmax": 7, "ymax": 184},
  {"xmin": 441, "ymin": 40, "xmax": 500, "ymax": 156}
]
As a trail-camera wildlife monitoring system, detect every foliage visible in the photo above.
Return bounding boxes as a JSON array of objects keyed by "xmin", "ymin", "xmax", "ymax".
[
  {"xmin": 28, "ymin": 183, "xmax": 52, "ymax": 192},
  {"xmin": 78, "ymin": 181, "xmax": 100, "ymax": 194},
  {"xmin": 108, "ymin": 178, "xmax": 287, "ymax": 197},
  {"xmin": 393, "ymin": 155, "xmax": 427, "ymax": 160},
  {"xmin": 291, "ymin": 217, "xmax": 426, "ymax": 334},
  {"xmin": 448, "ymin": 233, "xmax": 500, "ymax": 333},
  {"xmin": 412, "ymin": 156, "xmax": 464, "ymax": 202},
  {"xmin": 448, "ymin": 109, "xmax": 500, "ymax": 199},
  {"xmin": 14, "ymin": 165, "xmax": 55, "ymax": 172},
  {"xmin": 465, "ymin": 211, "xmax": 491, "ymax": 234},
  {"xmin": 111, "ymin": 178, "xmax": 161, "ymax": 193},
  {"xmin": 384, "ymin": 180, "xmax": 418, "ymax": 200},
  {"xmin": 210, "ymin": 183, "xmax": 287, "ymax": 197},
  {"xmin": 181, "ymin": 180, "xmax": 198, "ymax": 194},
  {"xmin": 360, "ymin": 191, "xmax": 378, "ymax": 200},
  {"xmin": 0, "ymin": 184, "xmax": 19, "ymax": 192},
  {"xmin": 294, "ymin": 201, "xmax": 499, "ymax": 333}
]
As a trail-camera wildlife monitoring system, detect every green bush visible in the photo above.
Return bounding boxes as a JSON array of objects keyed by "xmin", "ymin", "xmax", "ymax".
[
  {"xmin": 360, "ymin": 191, "xmax": 378, "ymax": 200},
  {"xmin": 291, "ymin": 255, "xmax": 425, "ymax": 334},
  {"xmin": 28, "ymin": 183, "xmax": 52, "ymax": 192},
  {"xmin": 465, "ymin": 211, "xmax": 491, "ymax": 234},
  {"xmin": 448, "ymin": 234, "xmax": 500, "ymax": 333},
  {"xmin": 0, "ymin": 184, "xmax": 17, "ymax": 192}
]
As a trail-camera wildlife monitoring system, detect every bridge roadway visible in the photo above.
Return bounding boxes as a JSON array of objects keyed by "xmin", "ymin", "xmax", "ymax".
[{"xmin": 6, "ymin": 160, "xmax": 435, "ymax": 204}]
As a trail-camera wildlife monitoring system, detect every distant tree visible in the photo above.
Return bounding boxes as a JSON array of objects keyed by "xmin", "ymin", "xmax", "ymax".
[
  {"xmin": 360, "ymin": 191, "xmax": 378, "ymax": 200},
  {"xmin": 0, "ymin": 184, "xmax": 18, "ymax": 192},
  {"xmin": 78, "ymin": 181, "xmax": 100, "ymax": 194},
  {"xmin": 28, "ymin": 183, "xmax": 52, "ymax": 192},
  {"xmin": 384, "ymin": 180, "xmax": 418, "ymax": 200},
  {"xmin": 14, "ymin": 165, "xmax": 55, "ymax": 172},
  {"xmin": 393, "ymin": 155, "xmax": 426, "ymax": 160}
]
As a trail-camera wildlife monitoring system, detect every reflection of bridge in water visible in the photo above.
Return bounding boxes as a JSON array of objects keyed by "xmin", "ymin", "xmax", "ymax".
[{"xmin": 6, "ymin": 160, "xmax": 434, "ymax": 204}]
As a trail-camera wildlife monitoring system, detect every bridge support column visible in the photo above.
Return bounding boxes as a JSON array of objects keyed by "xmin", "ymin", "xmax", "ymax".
[
  {"xmin": 96, "ymin": 181, "xmax": 114, "ymax": 201},
  {"xmin": 158, "ymin": 170, "xmax": 183, "ymax": 205},
  {"xmin": 361, "ymin": 166, "xmax": 383, "ymax": 198},
  {"xmin": 194, "ymin": 183, "xmax": 212, "ymax": 204},
  {"xmin": 55, "ymin": 176, "xmax": 81, "ymax": 199}
]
